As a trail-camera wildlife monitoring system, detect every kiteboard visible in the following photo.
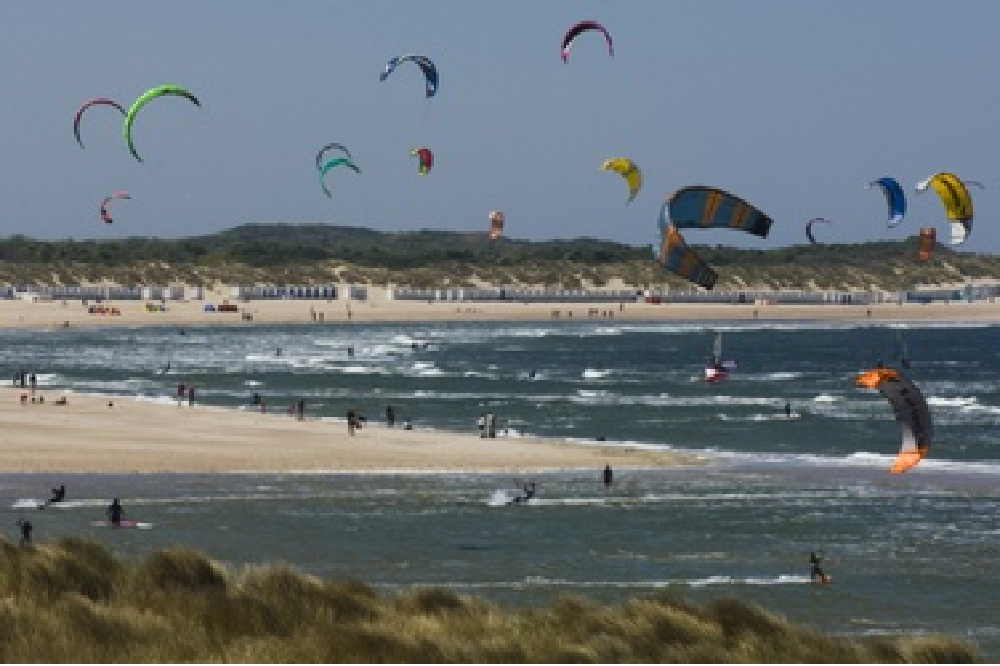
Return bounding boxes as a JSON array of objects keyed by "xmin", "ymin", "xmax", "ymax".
[
  {"xmin": 812, "ymin": 574, "xmax": 833, "ymax": 584},
  {"xmin": 90, "ymin": 520, "xmax": 153, "ymax": 530}
]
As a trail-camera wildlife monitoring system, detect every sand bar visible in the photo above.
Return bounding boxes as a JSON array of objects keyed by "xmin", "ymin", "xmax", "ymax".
[
  {"xmin": 0, "ymin": 388, "xmax": 700, "ymax": 474},
  {"xmin": 3, "ymin": 295, "xmax": 1000, "ymax": 331}
]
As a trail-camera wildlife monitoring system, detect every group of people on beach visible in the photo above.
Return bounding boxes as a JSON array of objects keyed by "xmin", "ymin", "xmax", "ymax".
[{"xmin": 477, "ymin": 412, "xmax": 499, "ymax": 438}]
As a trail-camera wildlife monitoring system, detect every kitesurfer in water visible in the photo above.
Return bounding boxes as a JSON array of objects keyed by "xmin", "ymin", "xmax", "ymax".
[
  {"xmin": 107, "ymin": 498, "xmax": 123, "ymax": 526},
  {"xmin": 16, "ymin": 519, "xmax": 32, "ymax": 546},
  {"xmin": 45, "ymin": 484, "xmax": 66, "ymax": 507},
  {"xmin": 809, "ymin": 551, "xmax": 826, "ymax": 582},
  {"xmin": 784, "ymin": 402, "xmax": 792, "ymax": 417},
  {"xmin": 603, "ymin": 464, "xmax": 613, "ymax": 489}
]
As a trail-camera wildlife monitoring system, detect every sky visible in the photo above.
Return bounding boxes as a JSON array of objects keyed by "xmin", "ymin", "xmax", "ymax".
[{"xmin": 2, "ymin": 1, "xmax": 998, "ymax": 253}]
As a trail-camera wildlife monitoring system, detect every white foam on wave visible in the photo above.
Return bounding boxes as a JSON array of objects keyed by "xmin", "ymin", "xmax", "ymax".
[
  {"xmin": 398, "ymin": 574, "xmax": 812, "ymax": 591},
  {"xmin": 812, "ymin": 393, "xmax": 841, "ymax": 402},
  {"xmin": 927, "ymin": 396, "xmax": 978, "ymax": 408},
  {"xmin": 582, "ymin": 368, "xmax": 612, "ymax": 380}
]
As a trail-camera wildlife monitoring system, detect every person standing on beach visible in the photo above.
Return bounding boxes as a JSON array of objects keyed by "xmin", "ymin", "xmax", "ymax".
[
  {"xmin": 477, "ymin": 413, "xmax": 486, "ymax": 438},
  {"xmin": 177, "ymin": 383, "xmax": 186, "ymax": 406},
  {"xmin": 386, "ymin": 404, "xmax": 396, "ymax": 427},
  {"xmin": 347, "ymin": 409, "xmax": 357, "ymax": 436},
  {"xmin": 297, "ymin": 399, "xmax": 305, "ymax": 421},
  {"xmin": 187, "ymin": 385, "xmax": 195, "ymax": 407},
  {"xmin": 29, "ymin": 373, "xmax": 36, "ymax": 394},
  {"xmin": 603, "ymin": 464, "xmax": 613, "ymax": 490},
  {"xmin": 486, "ymin": 412, "xmax": 497, "ymax": 438}
]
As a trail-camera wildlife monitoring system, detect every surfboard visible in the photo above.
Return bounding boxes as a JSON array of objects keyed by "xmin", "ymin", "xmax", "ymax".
[{"xmin": 90, "ymin": 520, "xmax": 153, "ymax": 529}]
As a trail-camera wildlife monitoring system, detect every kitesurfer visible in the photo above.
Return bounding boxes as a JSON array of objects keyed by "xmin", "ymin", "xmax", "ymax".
[
  {"xmin": 107, "ymin": 498, "xmax": 123, "ymax": 526},
  {"xmin": 46, "ymin": 484, "xmax": 66, "ymax": 506},
  {"xmin": 784, "ymin": 402, "xmax": 792, "ymax": 417},
  {"xmin": 16, "ymin": 519, "xmax": 32, "ymax": 546},
  {"xmin": 603, "ymin": 464, "xmax": 613, "ymax": 489},
  {"xmin": 809, "ymin": 551, "xmax": 826, "ymax": 583}
]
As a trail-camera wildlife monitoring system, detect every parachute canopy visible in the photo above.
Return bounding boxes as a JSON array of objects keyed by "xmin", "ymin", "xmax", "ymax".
[
  {"xmin": 99, "ymin": 191, "xmax": 131, "ymax": 225},
  {"xmin": 915, "ymin": 172, "xmax": 974, "ymax": 245},
  {"xmin": 315, "ymin": 143, "xmax": 352, "ymax": 172},
  {"xmin": 855, "ymin": 368, "xmax": 932, "ymax": 473},
  {"xmin": 655, "ymin": 186, "xmax": 773, "ymax": 290},
  {"xmin": 600, "ymin": 158, "xmax": 641, "ymax": 203},
  {"xmin": 319, "ymin": 157, "xmax": 361, "ymax": 198},
  {"xmin": 74, "ymin": 98, "xmax": 127, "ymax": 148},
  {"xmin": 867, "ymin": 177, "xmax": 906, "ymax": 228},
  {"xmin": 412, "ymin": 147, "xmax": 433, "ymax": 175},
  {"xmin": 805, "ymin": 217, "xmax": 832, "ymax": 244},
  {"xmin": 380, "ymin": 55, "xmax": 438, "ymax": 98},
  {"xmin": 488, "ymin": 211, "xmax": 505, "ymax": 240},
  {"xmin": 561, "ymin": 21, "xmax": 614, "ymax": 62},
  {"xmin": 123, "ymin": 85, "xmax": 201, "ymax": 162},
  {"xmin": 918, "ymin": 228, "xmax": 936, "ymax": 261}
]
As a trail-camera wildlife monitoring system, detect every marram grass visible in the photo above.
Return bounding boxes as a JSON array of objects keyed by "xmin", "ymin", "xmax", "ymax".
[{"xmin": 0, "ymin": 537, "xmax": 978, "ymax": 663}]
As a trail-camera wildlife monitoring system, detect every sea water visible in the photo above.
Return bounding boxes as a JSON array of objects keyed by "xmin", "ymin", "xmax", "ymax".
[{"xmin": 1, "ymin": 319, "xmax": 998, "ymax": 655}]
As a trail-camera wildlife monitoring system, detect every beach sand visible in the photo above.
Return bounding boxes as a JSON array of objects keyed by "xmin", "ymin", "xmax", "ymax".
[
  {"xmin": 0, "ymin": 388, "xmax": 699, "ymax": 474},
  {"xmin": 3, "ymin": 292, "xmax": 1000, "ymax": 330}
]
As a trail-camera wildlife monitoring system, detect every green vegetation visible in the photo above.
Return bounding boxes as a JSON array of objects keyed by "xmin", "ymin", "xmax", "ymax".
[
  {"xmin": 0, "ymin": 537, "xmax": 978, "ymax": 663},
  {"xmin": 2, "ymin": 223, "xmax": 1000, "ymax": 291}
]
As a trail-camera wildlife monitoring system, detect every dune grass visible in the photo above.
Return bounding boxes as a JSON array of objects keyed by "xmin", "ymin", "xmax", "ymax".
[{"xmin": 0, "ymin": 537, "xmax": 978, "ymax": 663}]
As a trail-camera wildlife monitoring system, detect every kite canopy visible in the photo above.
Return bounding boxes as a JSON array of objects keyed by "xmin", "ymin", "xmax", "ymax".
[
  {"xmin": 600, "ymin": 158, "xmax": 641, "ymax": 203},
  {"xmin": 917, "ymin": 227, "xmax": 936, "ymax": 261},
  {"xmin": 867, "ymin": 177, "xmax": 906, "ymax": 228},
  {"xmin": 123, "ymin": 85, "xmax": 201, "ymax": 162},
  {"xmin": 915, "ymin": 172, "xmax": 974, "ymax": 245},
  {"xmin": 488, "ymin": 211, "xmax": 505, "ymax": 240},
  {"xmin": 318, "ymin": 157, "xmax": 361, "ymax": 198},
  {"xmin": 315, "ymin": 143, "xmax": 352, "ymax": 172},
  {"xmin": 561, "ymin": 20, "xmax": 614, "ymax": 62},
  {"xmin": 74, "ymin": 98, "xmax": 127, "ymax": 148},
  {"xmin": 412, "ymin": 147, "xmax": 433, "ymax": 175},
  {"xmin": 805, "ymin": 217, "xmax": 832, "ymax": 244},
  {"xmin": 654, "ymin": 186, "xmax": 773, "ymax": 290},
  {"xmin": 380, "ymin": 54, "xmax": 438, "ymax": 98},
  {"xmin": 99, "ymin": 191, "xmax": 131, "ymax": 225},
  {"xmin": 855, "ymin": 368, "xmax": 932, "ymax": 473}
]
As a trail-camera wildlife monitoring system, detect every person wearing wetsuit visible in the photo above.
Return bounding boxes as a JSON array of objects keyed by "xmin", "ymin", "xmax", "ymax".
[
  {"xmin": 809, "ymin": 551, "xmax": 825, "ymax": 582},
  {"xmin": 602, "ymin": 464, "xmax": 613, "ymax": 490},
  {"xmin": 784, "ymin": 402, "xmax": 792, "ymax": 417},
  {"xmin": 17, "ymin": 519, "xmax": 32, "ymax": 545},
  {"xmin": 107, "ymin": 498, "xmax": 123, "ymax": 526},
  {"xmin": 47, "ymin": 485, "xmax": 66, "ymax": 505}
]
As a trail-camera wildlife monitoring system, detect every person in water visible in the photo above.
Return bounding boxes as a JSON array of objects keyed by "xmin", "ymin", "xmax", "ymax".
[
  {"xmin": 809, "ymin": 551, "xmax": 826, "ymax": 582},
  {"xmin": 784, "ymin": 401, "xmax": 792, "ymax": 417},
  {"xmin": 107, "ymin": 498, "xmax": 123, "ymax": 526},
  {"xmin": 16, "ymin": 519, "xmax": 32, "ymax": 546},
  {"xmin": 46, "ymin": 484, "xmax": 66, "ymax": 506},
  {"xmin": 603, "ymin": 464, "xmax": 613, "ymax": 490}
]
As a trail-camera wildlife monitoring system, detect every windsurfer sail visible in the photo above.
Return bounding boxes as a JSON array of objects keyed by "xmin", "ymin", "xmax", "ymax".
[{"xmin": 704, "ymin": 332, "xmax": 736, "ymax": 383}]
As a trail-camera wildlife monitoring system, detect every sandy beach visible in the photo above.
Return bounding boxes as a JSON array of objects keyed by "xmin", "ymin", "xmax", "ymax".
[
  {"xmin": 0, "ymin": 388, "xmax": 699, "ymax": 474},
  {"xmin": 4, "ymin": 292, "xmax": 1000, "ymax": 330}
]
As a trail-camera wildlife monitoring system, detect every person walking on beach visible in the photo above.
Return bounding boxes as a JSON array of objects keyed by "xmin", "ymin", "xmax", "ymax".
[
  {"xmin": 107, "ymin": 499, "xmax": 123, "ymax": 527},
  {"xmin": 477, "ymin": 413, "xmax": 486, "ymax": 438},
  {"xmin": 297, "ymin": 399, "xmax": 305, "ymax": 421},
  {"xmin": 486, "ymin": 412, "xmax": 497, "ymax": 438},
  {"xmin": 177, "ymin": 383, "xmax": 186, "ymax": 407},
  {"xmin": 187, "ymin": 385, "xmax": 195, "ymax": 407},
  {"xmin": 602, "ymin": 464, "xmax": 614, "ymax": 490},
  {"xmin": 29, "ymin": 373, "xmax": 36, "ymax": 394},
  {"xmin": 386, "ymin": 404, "xmax": 396, "ymax": 428},
  {"xmin": 16, "ymin": 519, "xmax": 32, "ymax": 546},
  {"xmin": 347, "ymin": 409, "xmax": 357, "ymax": 436}
]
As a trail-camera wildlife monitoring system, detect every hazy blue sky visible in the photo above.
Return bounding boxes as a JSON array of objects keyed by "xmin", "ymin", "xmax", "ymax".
[{"xmin": 2, "ymin": 1, "xmax": 997, "ymax": 253}]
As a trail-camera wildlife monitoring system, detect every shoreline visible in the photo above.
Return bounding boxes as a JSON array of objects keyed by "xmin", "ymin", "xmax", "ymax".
[
  {"xmin": 3, "ymin": 297, "xmax": 1000, "ymax": 331},
  {"xmin": 0, "ymin": 388, "xmax": 702, "ymax": 474}
]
